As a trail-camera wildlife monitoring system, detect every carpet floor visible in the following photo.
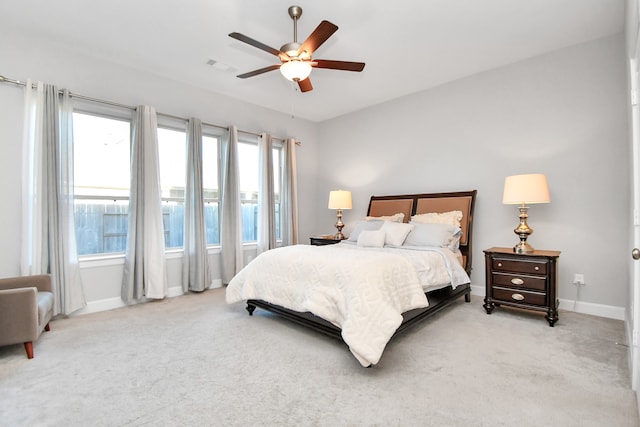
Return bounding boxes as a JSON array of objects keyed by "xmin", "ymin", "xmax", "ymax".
[{"xmin": 0, "ymin": 288, "xmax": 637, "ymax": 426}]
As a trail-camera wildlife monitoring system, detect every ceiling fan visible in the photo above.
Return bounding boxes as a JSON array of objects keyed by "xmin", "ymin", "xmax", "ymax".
[{"xmin": 229, "ymin": 5, "xmax": 365, "ymax": 93}]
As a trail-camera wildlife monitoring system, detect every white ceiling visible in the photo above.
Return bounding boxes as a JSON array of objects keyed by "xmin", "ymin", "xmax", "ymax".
[{"xmin": 1, "ymin": 0, "xmax": 625, "ymax": 122}]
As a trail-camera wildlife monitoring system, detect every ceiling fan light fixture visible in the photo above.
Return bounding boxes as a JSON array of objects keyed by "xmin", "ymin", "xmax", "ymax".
[{"xmin": 280, "ymin": 60, "xmax": 312, "ymax": 81}]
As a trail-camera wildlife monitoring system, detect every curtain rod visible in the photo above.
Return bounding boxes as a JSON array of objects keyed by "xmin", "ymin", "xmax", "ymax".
[{"xmin": 0, "ymin": 74, "xmax": 300, "ymax": 145}]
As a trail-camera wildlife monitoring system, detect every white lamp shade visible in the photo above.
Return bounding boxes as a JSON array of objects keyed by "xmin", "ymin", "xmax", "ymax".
[
  {"xmin": 328, "ymin": 190, "xmax": 352, "ymax": 210},
  {"xmin": 502, "ymin": 174, "xmax": 551, "ymax": 205},
  {"xmin": 280, "ymin": 60, "xmax": 312, "ymax": 81}
]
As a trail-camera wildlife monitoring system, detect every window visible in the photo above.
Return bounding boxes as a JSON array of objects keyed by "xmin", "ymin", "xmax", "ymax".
[
  {"xmin": 157, "ymin": 127, "xmax": 222, "ymax": 249},
  {"xmin": 273, "ymin": 144, "xmax": 282, "ymax": 241},
  {"xmin": 238, "ymin": 140, "xmax": 282, "ymax": 242},
  {"xmin": 72, "ymin": 107, "xmax": 276, "ymax": 256},
  {"xmin": 202, "ymin": 134, "xmax": 220, "ymax": 245},
  {"xmin": 157, "ymin": 127, "xmax": 186, "ymax": 249},
  {"xmin": 238, "ymin": 141, "xmax": 258, "ymax": 242},
  {"xmin": 73, "ymin": 112, "xmax": 131, "ymax": 256}
]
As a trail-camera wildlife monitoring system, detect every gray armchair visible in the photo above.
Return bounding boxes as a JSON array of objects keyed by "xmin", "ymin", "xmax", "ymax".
[{"xmin": 0, "ymin": 274, "xmax": 54, "ymax": 358}]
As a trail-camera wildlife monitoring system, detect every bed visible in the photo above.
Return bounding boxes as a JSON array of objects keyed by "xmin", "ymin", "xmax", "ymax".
[{"xmin": 226, "ymin": 190, "xmax": 477, "ymax": 366}]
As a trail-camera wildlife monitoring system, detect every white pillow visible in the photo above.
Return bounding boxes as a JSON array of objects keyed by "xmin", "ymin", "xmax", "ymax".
[
  {"xmin": 404, "ymin": 223, "xmax": 462, "ymax": 250},
  {"xmin": 380, "ymin": 221, "xmax": 414, "ymax": 247},
  {"xmin": 357, "ymin": 230, "xmax": 386, "ymax": 248},
  {"xmin": 347, "ymin": 220, "xmax": 384, "ymax": 242},
  {"xmin": 364, "ymin": 213, "xmax": 405, "ymax": 223},
  {"xmin": 411, "ymin": 210, "xmax": 463, "ymax": 227}
]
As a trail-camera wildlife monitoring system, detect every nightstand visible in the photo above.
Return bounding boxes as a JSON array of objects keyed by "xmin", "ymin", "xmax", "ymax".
[
  {"xmin": 483, "ymin": 247, "xmax": 560, "ymax": 326},
  {"xmin": 309, "ymin": 235, "xmax": 343, "ymax": 246}
]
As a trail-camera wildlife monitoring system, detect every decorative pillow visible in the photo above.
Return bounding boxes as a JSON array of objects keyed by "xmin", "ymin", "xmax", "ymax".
[
  {"xmin": 347, "ymin": 220, "xmax": 384, "ymax": 242},
  {"xmin": 404, "ymin": 223, "xmax": 462, "ymax": 250},
  {"xmin": 357, "ymin": 230, "xmax": 386, "ymax": 248},
  {"xmin": 380, "ymin": 221, "xmax": 414, "ymax": 247},
  {"xmin": 364, "ymin": 213, "xmax": 405, "ymax": 223},
  {"xmin": 411, "ymin": 210, "xmax": 463, "ymax": 227}
]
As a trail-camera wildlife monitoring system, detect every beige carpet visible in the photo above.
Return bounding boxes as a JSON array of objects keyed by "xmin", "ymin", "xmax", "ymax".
[{"xmin": 0, "ymin": 288, "xmax": 637, "ymax": 427}]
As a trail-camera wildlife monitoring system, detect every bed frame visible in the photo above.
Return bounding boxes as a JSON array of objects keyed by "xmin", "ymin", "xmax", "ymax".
[{"xmin": 246, "ymin": 190, "xmax": 477, "ymax": 342}]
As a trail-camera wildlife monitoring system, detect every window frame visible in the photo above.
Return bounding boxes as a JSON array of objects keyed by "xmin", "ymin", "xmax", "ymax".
[
  {"xmin": 201, "ymin": 124, "xmax": 225, "ymax": 249},
  {"xmin": 71, "ymin": 101, "xmax": 283, "ymax": 263},
  {"xmin": 236, "ymin": 137, "xmax": 284, "ymax": 243},
  {"xmin": 72, "ymin": 101, "xmax": 133, "ymax": 260},
  {"xmin": 156, "ymin": 122, "xmax": 188, "ymax": 252}
]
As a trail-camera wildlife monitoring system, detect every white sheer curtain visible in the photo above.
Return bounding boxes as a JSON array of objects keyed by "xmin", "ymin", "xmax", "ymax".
[
  {"xmin": 21, "ymin": 81, "xmax": 86, "ymax": 315},
  {"xmin": 257, "ymin": 133, "xmax": 275, "ymax": 254},
  {"xmin": 122, "ymin": 105, "xmax": 167, "ymax": 302},
  {"xmin": 182, "ymin": 118, "xmax": 211, "ymax": 292},
  {"xmin": 280, "ymin": 138, "xmax": 299, "ymax": 246},
  {"xmin": 220, "ymin": 126, "xmax": 243, "ymax": 284}
]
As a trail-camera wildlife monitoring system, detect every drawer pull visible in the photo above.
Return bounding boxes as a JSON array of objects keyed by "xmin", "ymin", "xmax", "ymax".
[
  {"xmin": 511, "ymin": 293, "xmax": 525, "ymax": 301},
  {"xmin": 497, "ymin": 263, "xmax": 502, "ymax": 267},
  {"xmin": 534, "ymin": 266, "xmax": 540, "ymax": 271},
  {"xmin": 511, "ymin": 278, "xmax": 524, "ymax": 285}
]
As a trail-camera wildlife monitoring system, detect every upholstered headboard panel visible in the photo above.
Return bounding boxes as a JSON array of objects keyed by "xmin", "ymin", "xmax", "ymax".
[
  {"xmin": 366, "ymin": 199, "xmax": 413, "ymax": 223},
  {"xmin": 367, "ymin": 191, "xmax": 477, "ymax": 273}
]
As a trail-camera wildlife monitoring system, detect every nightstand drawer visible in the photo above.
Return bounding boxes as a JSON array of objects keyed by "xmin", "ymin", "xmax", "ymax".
[
  {"xmin": 492, "ymin": 258, "xmax": 547, "ymax": 275},
  {"xmin": 492, "ymin": 272, "xmax": 547, "ymax": 292},
  {"xmin": 493, "ymin": 287, "xmax": 546, "ymax": 306}
]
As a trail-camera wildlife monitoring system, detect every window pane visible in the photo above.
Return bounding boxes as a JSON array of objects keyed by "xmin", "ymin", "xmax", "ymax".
[
  {"xmin": 157, "ymin": 128, "xmax": 186, "ymax": 249},
  {"xmin": 74, "ymin": 113, "xmax": 130, "ymax": 197},
  {"xmin": 73, "ymin": 113, "xmax": 131, "ymax": 255},
  {"xmin": 239, "ymin": 142, "xmax": 258, "ymax": 242},
  {"xmin": 203, "ymin": 135, "xmax": 220, "ymax": 245},
  {"xmin": 75, "ymin": 200, "xmax": 129, "ymax": 255}
]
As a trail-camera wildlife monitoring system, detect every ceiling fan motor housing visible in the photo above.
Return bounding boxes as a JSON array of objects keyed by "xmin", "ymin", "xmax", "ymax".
[{"xmin": 280, "ymin": 42, "xmax": 302, "ymax": 58}]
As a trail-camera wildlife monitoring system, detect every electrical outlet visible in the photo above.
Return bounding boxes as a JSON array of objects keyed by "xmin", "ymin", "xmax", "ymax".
[{"xmin": 573, "ymin": 273, "xmax": 585, "ymax": 285}]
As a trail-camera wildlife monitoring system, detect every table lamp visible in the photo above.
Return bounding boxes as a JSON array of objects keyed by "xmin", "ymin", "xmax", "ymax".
[
  {"xmin": 328, "ymin": 190, "xmax": 352, "ymax": 240},
  {"xmin": 502, "ymin": 174, "xmax": 550, "ymax": 253}
]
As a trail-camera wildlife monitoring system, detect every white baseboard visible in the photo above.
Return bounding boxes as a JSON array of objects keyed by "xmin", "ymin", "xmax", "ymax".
[
  {"xmin": 557, "ymin": 299, "xmax": 625, "ymax": 321},
  {"xmin": 470, "ymin": 284, "xmax": 625, "ymax": 321},
  {"xmin": 73, "ymin": 282, "xmax": 625, "ymax": 321},
  {"xmin": 71, "ymin": 279, "xmax": 223, "ymax": 317}
]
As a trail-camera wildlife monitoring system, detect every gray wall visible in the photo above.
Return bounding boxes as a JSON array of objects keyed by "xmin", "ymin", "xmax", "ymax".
[
  {"xmin": 0, "ymin": 32, "xmax": 630, "ymax": 313},
  {"xmin": 316, "ymin": 33, "xmax": 629, "ymax": 309}
]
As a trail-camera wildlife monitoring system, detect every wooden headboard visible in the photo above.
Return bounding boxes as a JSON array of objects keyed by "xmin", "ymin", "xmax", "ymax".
[{"xmin": 367, "ymin": 190, "xmax": 477, "ymax": 274}]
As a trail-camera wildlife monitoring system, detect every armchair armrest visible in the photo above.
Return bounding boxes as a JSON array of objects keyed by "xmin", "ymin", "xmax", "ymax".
[
  {"xmin": 0, "ymin": 287, "xmax": 39, "ymax": 345},
  {"xmin": 0, "ymin": 274, "xmax": 52, "ymax": 293}
]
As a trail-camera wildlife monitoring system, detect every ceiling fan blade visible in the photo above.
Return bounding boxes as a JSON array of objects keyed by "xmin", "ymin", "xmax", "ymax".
[
  {"xmin": 297, "ymin": 20, "xmax": 338, "ymax": 56},
  {"xmin": 298, "ymin": 78, "xmax": 313, "ymax": 92},
  {"xmin": 229, "ymin": 32, "xmax": 286, "ymax": 59},
  {"xmin": 237, "ymin": 64, "xmax": 281, "ymax": 79},
  {"xmin": 313, "ymin": 60, "xmax": 365, "ymax": 72}
]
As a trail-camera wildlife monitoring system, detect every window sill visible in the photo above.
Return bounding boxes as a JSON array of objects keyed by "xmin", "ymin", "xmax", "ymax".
[{"xmin": 78, "ymin": 242, "xmax": 266, "ymax": 269}]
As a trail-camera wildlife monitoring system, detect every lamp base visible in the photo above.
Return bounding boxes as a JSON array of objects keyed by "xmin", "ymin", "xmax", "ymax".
[
  {"xmin": 334, "ymin": 208, "xmax": 346, "ymax": 240},
  {"xmin": 513, "ymin": 241, "xmax": 534, "ymax": 254},
  {"xmin": 513, "ymin": 204, "xmax": 534, "ymax": 254}
]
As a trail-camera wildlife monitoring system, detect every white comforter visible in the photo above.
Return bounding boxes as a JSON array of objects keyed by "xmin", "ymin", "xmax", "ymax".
[{"xmin": 226, "ymin": 243, "xmax": 470, "ymax": 367}]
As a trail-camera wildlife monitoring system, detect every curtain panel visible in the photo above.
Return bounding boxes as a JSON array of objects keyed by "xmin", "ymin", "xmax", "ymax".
[
  {"xmin": 280, "ymin": 138, "xmax": 299, "ymax": 246},
  {"xmin": 220, "ymin": 126, "xmax": 243, "ymax": 284},
  {"xmin": 122, "ymin": 105, "xmax": 167, "ymax": 302},
  {"xmin": 21, "ymin": 81, "xmax": 85, "ymax": 315},
  {"xmin": 182, "ymin": 118, "xmax": 211, "ymax": 292},
  {"xmin": 257, "ymin": 133, "xmax": 275, "ymax": 254}
]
